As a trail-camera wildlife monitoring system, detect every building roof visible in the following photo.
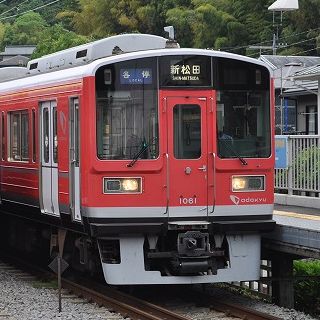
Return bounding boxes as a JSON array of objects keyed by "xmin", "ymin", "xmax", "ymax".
[
  {"xmin": 0, "ymin": 55, "xmax": 29, "ymax": 67},
  {"xmin": 0, "ymin": 45, "xmax": 36, "ymax": 57},
  {"xmin": 260, "ymin": 55, "xmax": 320, "ymax": 70},
  {"xmin": 289, "ymin": 64, "xmax": 320, "ymax": 81},
  {"xmin": 283, "ymin": 80, "xmax": 318, "ymax": 97},
  {"xmin": 259, "ymin": 55, "xmax": 320, "ymax": 92}
]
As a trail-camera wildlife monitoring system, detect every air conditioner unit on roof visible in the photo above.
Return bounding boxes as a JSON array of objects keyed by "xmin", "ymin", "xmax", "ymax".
[{"xmin": 27, "ymin": 34, "xmax": 178, "ymax": 75}]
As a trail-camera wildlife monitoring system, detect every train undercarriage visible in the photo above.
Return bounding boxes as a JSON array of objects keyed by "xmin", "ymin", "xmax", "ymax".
[{"xmin": 0, "ymin": 212, "xmax": 262, "ymax": 285}]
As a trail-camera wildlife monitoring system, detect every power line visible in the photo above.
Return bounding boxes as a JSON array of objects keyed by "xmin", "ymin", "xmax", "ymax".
[
  {"xmin": 246, "ymin": 36, "xmax": 318, "ymax": 58},
  {"xmin": 224, "ymin": 26, "xmax": 320, "ymax": 53},
  {"xmin": 0, "ymin": 0, "xmax": 29, "ymax": 17},
  {"xmin": 0, "ymin": 0, "xmax": 61, "ymax": 21},
  {"xmin": 247, "ymin": 42, "xmax": 320, "ymax": 58},
  {"xmin": 284, "ymin": 37, "xmax": 318, "ymax": 49},
  {"xmin": 278, "ymin": 26, "xmax": 320, "ymax": 42},
  {"xmin": 292, "ymin": 45, "xmax": 320, "ymax": 56}
]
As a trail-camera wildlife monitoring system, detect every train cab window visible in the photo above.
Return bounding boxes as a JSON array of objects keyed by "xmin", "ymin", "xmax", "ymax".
[
  {"xmin": 8, "ymin": 110, "xmax": 29, "ymax": 162},
  {"xmin": 215, "ymin": 58, "xmax": 271, "ymax": 158},
  {"xmin": 173, "ymin": 105, "xmax": 201, "ymax": 159},
  {"xmin": 95, "ymin": 58, "xmax": 159, "ymax": 160}
]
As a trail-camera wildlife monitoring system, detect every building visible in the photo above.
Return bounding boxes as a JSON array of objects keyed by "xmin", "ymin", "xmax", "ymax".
[
  {"xmin": 0, "ymin": 45, "xmax": 36, "ymax": 67},
  {"xmin": 260, "ymin": 55, "xmax": 320, "ymax": 135}
]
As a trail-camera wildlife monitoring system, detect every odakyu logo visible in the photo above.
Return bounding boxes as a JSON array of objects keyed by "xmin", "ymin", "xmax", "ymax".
[
  {"xmin": 230, "ymin": 195, "xmax": 240, "ymax": 205},
  {"xmin": 230, "ymin": 195, "xmax": 266, "ymax": 205}
]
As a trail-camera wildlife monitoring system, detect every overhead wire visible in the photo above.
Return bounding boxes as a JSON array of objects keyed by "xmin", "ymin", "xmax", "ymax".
[
  {"xmin": 0, "ymin": 0, "xmax": 29, "ymax": 17},
  {"xmin": 246, "ymin": 36, "xmax": 319, "ymax": 58},
  {"xmin": 0, "ymin": 0, "xmax": 61, "ymax": 21},
  {"xmin": 292, "ymin": 46, "xmax": 320, "ymax": 56},
  {"xmin": 224, "ymin": 26, "xmax": 320, "ymax": 54}
]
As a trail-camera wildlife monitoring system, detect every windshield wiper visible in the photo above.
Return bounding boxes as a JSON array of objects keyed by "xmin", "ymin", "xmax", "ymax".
[
  {"xmin": 219, "ymin": 139, "xmax": 248, "ymax": 166},
  {"xmin": 127, "ymin": 138, "xmax": 155, "ymax": 167}
]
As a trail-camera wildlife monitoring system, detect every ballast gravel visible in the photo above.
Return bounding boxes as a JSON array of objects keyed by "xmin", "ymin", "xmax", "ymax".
[
  {"xmin": 0, "ymin": 267, "xmax": 125, "ymax": 320},
  {"xmin": 201, "ymin": 285, "xmax": 319, "ymax": 320},
  {"xmin": 0, "ymin": 266, "xmax": 319, "ymax": 320}
]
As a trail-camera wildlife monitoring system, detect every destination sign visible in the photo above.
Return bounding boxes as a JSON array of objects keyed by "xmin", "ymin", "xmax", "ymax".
[
  {"xmin": 160, "ymin": 55, "xmax": 211, "ymax": 87},
  {"xmin": 170, "ymin": 64, "xmax": 201, "ymax": 81},
  {"xmin": 120, "ymin": 68, "xmax": 152, "ymax": 85}
]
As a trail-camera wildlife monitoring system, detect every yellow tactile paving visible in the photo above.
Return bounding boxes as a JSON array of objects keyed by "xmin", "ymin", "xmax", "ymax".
[{"xmin": 274, "ymin": 210, "xmax": 320, "ymax": 221}]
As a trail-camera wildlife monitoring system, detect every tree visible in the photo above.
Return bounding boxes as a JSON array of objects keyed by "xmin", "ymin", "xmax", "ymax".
[
  {"xmin": 3, "ymin": 12, "xmax": 47, "ymax": 46},
  {"xmin": 0, "ymin": 23, "xmax": 9, "ymax": 50},
  {"xmin": 32, "ymin": 24, "xmax": 88, "ymax": 58},
  {"xmin": 71, "ymin": 0, "xmax": 119, "ymax": 37},
  {"xmin": 166, "ymin": 7, "xmax": 195, "ymax": 47}
]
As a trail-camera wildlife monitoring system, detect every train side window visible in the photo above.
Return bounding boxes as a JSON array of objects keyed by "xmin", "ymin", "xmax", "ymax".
[
  {"xmin": 8, "ymin": 110, "xmax": 29, "ymax": 162},
  {"xmin": 1, "ymin": 112, "xmax": 5, "ymax": 161},
  {"xmin": 43, "ymin": 108, "xmax": 49, "ymax": 163},
  {"xmin": 53, "ymin": 107, "xmax": 57, "ymax": 163},
  {"xmin": 32, "ymin": 109, "xmax": 36, "ymax": 162}
]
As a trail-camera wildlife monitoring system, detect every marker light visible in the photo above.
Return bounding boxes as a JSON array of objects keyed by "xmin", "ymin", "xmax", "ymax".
[{"xmin": 232, "ymin": 176, "xmax": 265, "ymax": 192}]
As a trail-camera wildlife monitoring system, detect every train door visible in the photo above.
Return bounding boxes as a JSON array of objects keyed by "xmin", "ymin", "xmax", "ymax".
[
  {"xmin": 40, "ymin": 101, "xmax": 60, "ymax": 216},
  {"xmin": 69, "ymin": 98, "xmax": 81, "ymax": 222},
  {"xmin": 166, "ymin": 96, "xmax": 208, "ymax": 218}
]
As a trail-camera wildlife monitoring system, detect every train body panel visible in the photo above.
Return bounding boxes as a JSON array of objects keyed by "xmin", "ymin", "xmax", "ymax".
[{"xmin": 0, "ymin": 34, "xmax": 275, "ymax": 284}]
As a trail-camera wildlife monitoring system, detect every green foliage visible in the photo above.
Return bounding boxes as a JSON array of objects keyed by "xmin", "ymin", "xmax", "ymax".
[
  {"xmin": 276, "ymin": 145, "xmax": 320, "ymax": 191},
  {"xmin": 293, "ymin": 146, "xmax": 320, "ymax": 188},
  {"xmin": 294, "ymin": 259, "xmax": 320, "ymax": 315},
  {"xmin": 193, "ymin": 4, "xmax": 224, "ymax": 48},
  {"xmin": 3, "ymin": 12, "xmax": 47, "ymax": 46},
  {"xmin": 166, "ymin": 7, "xmax": 195, "ymax": 47},
  {"xmin": 32, "ymin": 278, "xmax": 58, "ymax": 289},
  {"xmin": 32, "ymin": 24, "xmax": 89, "ymax": 59}
]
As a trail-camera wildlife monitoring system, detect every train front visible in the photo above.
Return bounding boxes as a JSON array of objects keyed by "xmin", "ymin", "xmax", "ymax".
[{"xmin": 82, "ymin": 49, "xmax": 275, "ymax": 284}]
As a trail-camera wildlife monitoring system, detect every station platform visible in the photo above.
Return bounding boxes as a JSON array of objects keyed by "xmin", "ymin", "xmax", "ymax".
[
  {"xmin": 263, "ymin": 203, "xmax": 320, "ymax": 307},
  {"xmin": 273, "ymin": 204, "xmax": 320, "ymax": 231},
  {"xmin": 262, "ymin": 204, "xmax": 320, "ymax": 259}
]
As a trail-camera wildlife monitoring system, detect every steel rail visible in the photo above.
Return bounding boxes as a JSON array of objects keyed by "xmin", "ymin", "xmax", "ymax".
[
  {"xmin": 210, "ymin": 299, "xmax": 282, "ymax": 320},
  {"xmin": 182, "ymin": 287, "xmax": 282, "ymax": 320},
  {"xmin": 62, "ymin": 278, "xmax": 191, "ymax": 320}
]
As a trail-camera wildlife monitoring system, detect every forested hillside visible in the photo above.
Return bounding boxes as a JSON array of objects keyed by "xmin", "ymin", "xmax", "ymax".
[{"xmin": 0, "ymin": 0, "xmax": 319, "ymax": 58}]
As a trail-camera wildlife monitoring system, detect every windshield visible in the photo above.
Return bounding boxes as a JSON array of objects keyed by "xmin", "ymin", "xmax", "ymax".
[
  {"xmin": 217, "ymin": 90, "xmax": 271, "ymax": 158},
  {"xmin": 96, "ymin": 58, "xmax": 159, "ymax": 160}
]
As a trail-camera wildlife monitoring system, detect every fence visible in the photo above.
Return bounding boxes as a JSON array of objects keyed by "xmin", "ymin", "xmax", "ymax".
[
  {"xmin": 232, "ymin": 260, "xmax": 272, "ymax": 300},
  {"xmin": 275, "ymin": 135, "xmax": 320, "ymax": 196}
]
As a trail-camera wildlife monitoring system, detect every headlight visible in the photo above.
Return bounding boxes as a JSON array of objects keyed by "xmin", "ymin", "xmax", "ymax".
[
  {"xmin": 232, "ymin": 175, "xmax": 265, "ymax": 192},
  {"xmin": 122, "ymin": 179, "xmax": 139, "ymax": 191},
  {"xmin": 104, "ymin": 177, "xmax": 142, "ymax": 194}
]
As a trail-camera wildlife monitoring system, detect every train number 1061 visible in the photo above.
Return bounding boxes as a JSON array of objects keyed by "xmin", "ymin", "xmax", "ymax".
[{"xmin": 179, "ymin": 196, "xmax": 197, "ymax": 205}]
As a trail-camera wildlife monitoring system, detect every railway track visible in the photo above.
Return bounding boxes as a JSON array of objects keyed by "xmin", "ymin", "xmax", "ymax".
[
  {"xmin": 137, "ymin": 285, "xmax": 283, "ymax": 320},
  {"xmin": 62, "ymin": 278, "xmax": 191, "ymax": 320},
  {"xmin": 59, "ymin": 275, "xmax": 283, "ymax": 320},
  {"xmin": 0, "ymin": 255, "xmax": 282, "ymax": 320}
]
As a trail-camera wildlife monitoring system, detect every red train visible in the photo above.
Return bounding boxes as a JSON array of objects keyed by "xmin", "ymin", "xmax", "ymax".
[{"xmin": 0, "ymin": 33, "xmax": 275, "ymax": 284}]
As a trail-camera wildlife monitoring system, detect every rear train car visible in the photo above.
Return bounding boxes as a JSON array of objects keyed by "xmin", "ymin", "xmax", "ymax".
[{"xmin": 0, "ymin": 34, "xmax": 275, "ymax": 284}]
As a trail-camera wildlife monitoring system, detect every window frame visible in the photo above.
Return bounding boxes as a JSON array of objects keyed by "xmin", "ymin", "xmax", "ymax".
[{"xmin": 8, "ymin": 109, "xmax": 30, "ymax": 162}]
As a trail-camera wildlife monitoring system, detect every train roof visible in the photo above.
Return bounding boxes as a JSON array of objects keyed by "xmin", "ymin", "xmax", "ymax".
[{"xmin": 0, "ymin": 36, "xmax": 271, "ymax": 94}]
